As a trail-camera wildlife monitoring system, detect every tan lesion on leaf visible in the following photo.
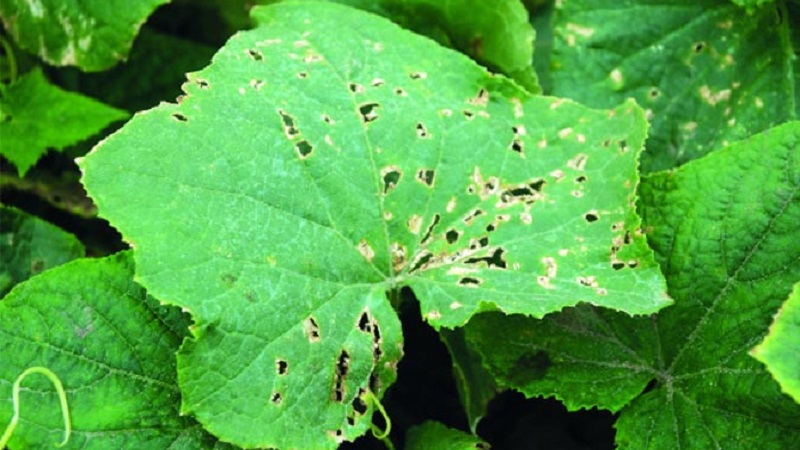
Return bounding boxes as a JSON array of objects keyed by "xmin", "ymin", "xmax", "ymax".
[
  {"xmin": 303, "ymin": 316, "xmax": 321, "ymax": 343},
  {"xmin": 357, "ymin": 239, "xmax": 375, "ymax": 262}
]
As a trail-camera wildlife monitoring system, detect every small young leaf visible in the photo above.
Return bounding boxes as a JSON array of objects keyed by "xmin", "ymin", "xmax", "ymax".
[
  {"xmin": 0, "ymin": 206, "xmax": 84, "ymax": 297},
  {"xmin": 80, "ymin": 1, "xmax": 668, "ymax": 447},
  {"xmin": 405, "ymin": 421, "xmax": 488, "ymax": 450},
  {"xmin": 0, "ymin": 0, "xmax": 171, "ymax": 71},
  {"xmin": 0, "ymin": 252, "xmax": 228, "ymax": 449},
  {"xmin": 467, "ymin": 122, "xmax": 800, "ymax": 448},
  {"xmin": 752, "ymin": 281, "xmax": 800, "ymax": 404},
  {"xmin": 550, "ymin": 0, "xmax": 796, "ymax": 172},
  {"xmin": 0, "ymin": 68, "xmax": 128, "ymax": 176}
]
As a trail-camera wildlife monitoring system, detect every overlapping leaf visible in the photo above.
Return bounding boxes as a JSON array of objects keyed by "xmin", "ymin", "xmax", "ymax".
[
  {"xmin": 752, "ymin": 281, "xmax": 800, "ymax": 404},
  {"xmin": 0, "ymin": 206, "xmax": 83, "ymax": 297},
  {"xmin": 405, "ymin": 421, "xmax": 488, "ymax": 450},
  {"xmin": 0, "ymin": 68, "xmax": 127, "ymax": 175},
  {"xmin": 466, "ymin": 122, "xmax": 800, "ymax": 448},
  {"xmin": 550, "ymin": 0, "xmax": 797, "ymax": 172},
  {"xmin": 0, "ymin": 0, "xmax": 170, "ymax": 71},
  {"xmin": 80, "ymin": 1, "xmax": 667, "ymax": 447},
  {"xmin": 0, "ymin": 252, "xmax": 229, "ymax": 449}
]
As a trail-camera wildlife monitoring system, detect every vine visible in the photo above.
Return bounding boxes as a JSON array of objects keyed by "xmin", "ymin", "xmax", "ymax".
[{"xmin": 0, "ymin": 367, "xmax": 71, "ymax": 448}]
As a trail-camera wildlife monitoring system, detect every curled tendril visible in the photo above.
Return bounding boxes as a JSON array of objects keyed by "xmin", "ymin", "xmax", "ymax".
[
  {"xmin": 365, "ymin": 390, "xmax": 393, "ymax": 450},
  {"xmin": 0, "ymin": 35, "xmax": 18, "ymax": 83},
  {"xmin": 0, "ymin": 367, "xmax": 71, "ymax": 448}
]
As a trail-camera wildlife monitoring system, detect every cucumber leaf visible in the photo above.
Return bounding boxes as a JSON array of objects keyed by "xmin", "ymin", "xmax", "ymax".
[
  {"xmin": 0, "ymin": 0, "xmax": 170, "ymax": 71},
  {"xmin": 466, "ymin": 122, "xmax": 800, "ymax": 448},
  {"xmin": 0, "ymin": 206, "xmax": 83, "ymax": 297},
  {"xmin": 405, "ymin": 421, "xmax": 488, "ymax": 450},
  {"xmin": 550, "ymin": 0, "xmax": 796, "ymax": 172},
  {"xmin": 0, "ymin": 252, "xmax": 229, "ymax": 449},
  {"xmin": 80, "ymin": 1, "xmax": 668, "ymax": 447},
  {"xmin": 752, "ymin": 281, "xmax": 800, "ymax": 404},
  {"xmin": 0, "ymin": 68, "xmax": 128, "ymax": 176}
]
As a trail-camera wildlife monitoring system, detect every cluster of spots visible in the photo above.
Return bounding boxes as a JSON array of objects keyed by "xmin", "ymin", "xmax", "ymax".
[
  {"xmin": 461, "ymin": 87, "xmax": 493, "ymax": 121},
  {"xmin": 510, "ymin": 125, "xmax": 526, "ymax": 155},
  {"xmin": 356, "ymin": 310, "xmax": 384, "ymax": 393},
  {"xmin": 415, "ymin": 169, "xmax": 435, "ymax": 187},
  {"xmin": 537, "ymin": 256, "xmax": 559, "ymax": 289},
  {"xmin": 609, "ymin": 225, "xmax": 641, "ymax": 271},
  {"xmin": 391, "ymin": 242, "xmax": 408, "ymax": 273},
  {"xmin": 563, "ymin": 22, "xmax": 596, "ymax": 47},
  {"xmin": 303, "ymin": 316, "xmax": 320, "ymax": 343},
  {"xmin": 381, "ymin": 166, "xmax": 402, "ymax": 195},
  {"xmin": 269, "ymin": 358, "xmax": 289, "ymax": 406},
  {"xmin": 576, "ymin": 275, "xmax": 607, "ymax": 296},
  {"xmin": 278, "ymin": 109, "xmax": 315, "ymax": 159},
  {"xmin": 332, "ymin": 350, "xmax": 350, "ymax": 402}
]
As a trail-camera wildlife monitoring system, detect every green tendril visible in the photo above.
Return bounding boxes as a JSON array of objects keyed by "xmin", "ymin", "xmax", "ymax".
[
  {"xmin": 365, "ymin": 390, "xmax": 393, "ymax": 450},
  {"xmin": 0, "ymin": 367, "xmax": 71, "ymax": 448},
  {"xmin": 0, "ymin": 35, "xmax": 18, "ymax": 83}
]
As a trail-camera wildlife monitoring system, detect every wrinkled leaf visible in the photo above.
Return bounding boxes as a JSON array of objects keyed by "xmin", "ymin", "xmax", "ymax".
[
  {"xmin": 80, "ymin": 1, "xmax": 667, "ymax": 447},
  {"xmin": 0, "ymin": 68, "xmax": 128, "ymax": 176},
  {"xmin": 0, "ymin": 252, "xmax": 228, "ymax": 449},
  {"xmin": 752, "ymin": 281, "xmax": 800, "ymax": 404},
  {"xmin": 0, "ymin": 0, "xmax": 170, "ymax": 71},
  {"xmin": 550, "ymin": 0, "xmax": 796, "ymax": 172},
  {"xmin": 404, "ymin": 421, "xmax": 488, "ymax": 450},
  {"xmin": 0, "ymin": 206, "xmax": 83, "ymax": 297},
  {"xmin": 467, "ymin": 122, "xmax": 800, "ymax": 448}
]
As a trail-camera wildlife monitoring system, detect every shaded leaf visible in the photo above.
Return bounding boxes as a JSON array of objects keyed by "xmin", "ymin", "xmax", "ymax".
[
  {"xmin": 550, "ymin": 0, "xmax": 796, "ymax": 172},
  {"xmin": 0, "ymin": 0, "xmax": 170, "ymax": 71},
  {"xmin": 467, "ymin": 122, "xmax": 800, "ymax": 448},
  {"xmin": 752, "ymin": 281, "xmax": 800, "ymax": 404},
  {"xmin": 0, "ymin": 206, "xmax": 83, "ymax": 297},
  {"xmin": 405, "ymin": 421, "xmax": 488, "ymax": 450},
  {"xmin": 80, "ymin": 1, "xmax": 667, "ymax": 447},
  {"xmin": 0, "ymin": 68, "xmax": 128, "ymax": 176},
  {"xmin": 0, "ymin": 252, "xmax": 229, "ymax": 449}
]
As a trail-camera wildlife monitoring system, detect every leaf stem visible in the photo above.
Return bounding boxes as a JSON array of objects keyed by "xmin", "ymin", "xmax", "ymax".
[
  {"xmin": 0, "ymin": 35, "xmax": 18, "ymax": 83},
  {"xmin": 0, "ymin": 367, "xmax": 71, "ymax": 448}
]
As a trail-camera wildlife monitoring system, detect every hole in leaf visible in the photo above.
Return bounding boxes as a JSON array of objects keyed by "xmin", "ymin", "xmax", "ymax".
[
  {"xmin": 416, "ymin": 169, "xmax": 435, "ymax": 186},
  {"xmin": 469, "ymin": 88, "xmax": 489, "ymax": 106},
  {"xmin": 278, "ymin": 109, "xmax": 299, "ymax": 139},
  {"xmin": 348, "ymin": 82, "xmax": 364, "ymax": 93},
  {"xmin": 458, "ymin": 277, "xmax": 482, "ymax": 287},
  {"xmin": 585, "ymin": 212, "xmax": 599, "ymax": 223},
  {"xmin": 332, "ymin": 350, "xmax": 350, "ymax": 402},
  {"xmin": 463, "ymin": 208, "xmax": 485, "ymax": 225},
  {"xmin": 271, "ymin": 392, "xmax": 282, "ymax": 404},
  {"xmin": 628, "ymin": 260, "xmax": 639, "ymax": 268},
  {"xmin": 416, "ymin": 122, "xmax": 429, "ymax": 138},
  {"xmin": 352, "ymin": 389, "xmax": 368, "ymax": 415},
  {"xmin": 463, "ymin": 109, "xmax": 475, "ymax": 120},
  {"xmin": 409, "ymin": 71, "xmax": 427, "ymax": 80},
  {"xmin": 372, "ymin": 78, "xmax": 385, "ymax": 87},
  {"xmin": 295, "ymin": 140, "xmax": 314, "ymax": 159},
  {"xmin": 171, "ymin": 113, "xmax": 188, "ymax": 122},
  {"xmin": 381, "ymin": 166, "xmax": 402, "ymax": 194},
  {"xmin": 409, "ymin": 251, "xmax": 433, "ymax": 273},
  {"xmin": 612, "ymin": 262, "xmax": 626, "ymax": 270},
  {"xmin": 445, "ymin": 228, "xmax": 461, "ymax": 244},
  {"xmin": 486, "ymin": 223, "xmax": 496, "ymax": 232},
  {"xmin": 465, "ymin": 248, "xmax": 507, "ymax": 269},
  {"xmin": 196, "ymin": 79, "xmax": 210, "ymax": 89},
  {"xmin": 693, "ymin": 41, "xmax": 705, "ymax": 53},
  {"xmin": 421, "ymin": 214, "xmax": 440, "ymax": 245},
  {"xmin": 649, "ymin": 88, "xmax": 660, "ymax": 99},
  {"xmin": 358, "ymin": 102, "xmax": 380, "ymax": 123},
  {"xmin": 276, "ymin": 359, "xmax": 288, "ymax": 375},
  {"xmin": 358, "ymin": 311, "xmax": 372, "ymax": 333},
  {"xmin": 623, "ymin": 231, "xmax": 632, "ymax": 244},
  {"xmin": 510, "ymin": 139, "xmax": 524, "ymax": 154},
  {"xmin": 394, "ymin": 87, "xmax": 407, "ymax": 96},
  {"xmin": 322, "ymin": 114, "xmax": 334, "ymax": 124},
  {"xmin": 304, "ymin": 317, "xmax": 320, "ymax": 343},
  {"xmin": 568, "ymin": 153, "xmax": 588, "ymax": 171},
  {"xmin": 575, "ymin": 175, "xmax": 587, "ymax": 183},
  {"xmin": 296, "ymin": 72, "xmax": 308, "ymax": 79},
  {"xmin": 246, "ymin": 48, "xmax": 264, "ymax": 61}
]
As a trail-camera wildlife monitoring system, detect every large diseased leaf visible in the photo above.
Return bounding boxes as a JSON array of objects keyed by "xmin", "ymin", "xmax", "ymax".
[
  {"xmin": 0, "ymin": 252, "xmax": 227, "ymax": 449},
  {"xmin": 0, "ymin": 206, "xmax": 84, "ymax": 297},
  {"xmin": 550, "ymin": 0, "xmax": 796, "ymax": 172},
  {"xmin": 466, "ymin": 122, "xmax": 800, "ymax": 448},
  {"xmin": 752, "ymin": 281, "xmax": 800, "ymax": 404},
  {"xmin": 0, "ymin": 0, "xmax": 171, "ymax": 71},
  {"xmin": 0, "ymin": 68, "xmax": 128, "ymax": 176},
  {"xmin": 79, "ymin": 1, "xmax": 668, "ymax": 447}
]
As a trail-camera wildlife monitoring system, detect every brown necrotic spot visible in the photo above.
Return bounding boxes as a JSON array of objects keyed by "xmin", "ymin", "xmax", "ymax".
[
  {"xmin": 246, "ymin": 48, "xmax": 264, "ymax": 61},
  {"xmin": 296, "ymin": 71, "xmax": 308, "ymax": 79},
  {"xmin": 276, "ymin": 359, "xmax": 288, "ymax": 375},
  {"xmin": 693, "ymin": 41, "xmax": 705, "ymax": 53},
  {"xmin": 295, "ymin": 140, "xmax": 314, "ymax": 158},
  {"xmin": 381, "ymin": 166, "xmax": 402, "ymax": 194},
  {"xmin": 304, "ymin": 316, "xmax": 320, "ymax": 342},
  {"xmin": 171, "ymin": 113, "xmax": 188, "ymax": 122},
  {"xmin": 469, "ymin": 88, "xmax": 489, "ymax": 106},
  {"xmin": 196, "ymin": 79, "xmax": 210, "ymax": 89},
  {"xmin": 463, "ymin": 109, "xmax": 475, "ymax": 120},
  {"xmin": 458, "ymin": 277, "xmax": 482, "ymax": 287},
  {"xmin": 394, "ymin": 87, "xmax": 407, "ymax": 96},
  {"xmin": 278, "ymin": 109, "xmax": 299, "ymax": 139},
  {"xmin": 416, "ymin": 169, "xmax": 435, "ymax": 187},
  {"xmin": 332, "ymin": 350, "xmax": 350, "ymax": 402},
  {"xmin": 409, "ymin": 71, "xmax": 427, "ymax": 80},
  {"xmin": 359, "ymin": 103, "xmax": 380, "ymax": 123}
]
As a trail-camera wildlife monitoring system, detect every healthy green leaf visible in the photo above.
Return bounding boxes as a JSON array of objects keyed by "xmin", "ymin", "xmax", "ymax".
[
  {"xmin": 0, "ymin": 206, "xmax": 84, "ymax": 297},
  {"xmin": 466, "ymin": 122, "xmax": 800, "ymax": 448},
  {"xmin": 80, "ymin": 1, "xmax": 668, "ymax": 447},
  {"xmin": 752, "ymin": 281, "xmax": 800, "ymax": 404},
  {"xmin": 0, "ymin": 68, "xmax": 128, "ymax": 176},
  {"xmin": 0, "ymin": 0, "xmax": 171, "ymax": 71},
  {"xmin": 0, "ymin": 252, "xmax": 228, "ymax": 449},
  {"xmin": 550, "ymin": 0, "xmax": 797, "ymax": 172},
  {"xmin": 404, "ymin": 421, "xmax": 488, "ymax": 450}
]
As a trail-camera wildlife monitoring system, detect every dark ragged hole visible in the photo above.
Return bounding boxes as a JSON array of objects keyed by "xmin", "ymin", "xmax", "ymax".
[
  {"xmin": 463, "ymin": 208, "xmax": 485, "ymax": 225},
  {"xmin": 305, "ymin": 316, "xmax": 320, "ymax": 342},
  {"xmin": 468, "ymin": 236, "xmax": 489, "ymax": 250},
  {"xmin": 693, "ymin": 41, "xmax": 705, "ymax": 53},
  {"xmin": 247, "ymin": 48, "xmax": 264, "ymax": 61},
  {"xmin": 409, "ymin": 251, "xmax": 434, "ymax": 273},
  {"xmin": 333, "ymin": 350, "xmax": 350, "ymax": 402},
  {"xmin": 352, "ymin": 390, "xmax": 368, "ymax": 415},
  {"xmin": 359, "ymin": 103, "xmax": 380, "ymax": 123},
  {"xmin": 347, "ymin": 416, "xmax": 355, "ymax": 426},
  {"xmin": 276, "ymin": 359, "xmax": 288, "ymax": 375},
  {"xmin": 575, "ymin": 175, "xmax": 587, "ymax": 183},
  {"xmin": 421, "ymin": 214, "xmax": 441, "ymax": 245},
  {"xmin": 463, "ymin": 109, "xmax": 475, "ymax": 120},
  {"xmin": 416, "ymin": 169, "xmax": 435, "ymax": 187},
  {"xmin": 394, "ymin": 87, "xmax": 406, "ymax": 96},
  {"xmin": 628, "ymin": 260, "xmax": 639, "ymax": 268},
  {"xmin": 348, "ymin": 82, "xmax": 363, "ymax": 93},
  {"xmin": 171, "ymin": 113, "xmax": 188, "ymax": 122},
  {"xmin": 382, "ymin": 168, "xmax": 401, "ymax": 194},
  {"xmin": 296, "ymin": 72, "xmax": 308, "ymax": 79},
  {"xmin": 196, "ymin": 79, "xmax": 209, "ymax": 89},
  {"xmin": 510, "ymin": 139, "xmax": 524, "ymax": 153},
  {"xmin": 486, "ymin": 223, "xmax": 496, "ymax": 232},
  {"xmin": 416, "ymin": 122, "xmax": 429, "ymax": 138},
  {"xmin": 295, "ymin": 140, "xmax": 314, "ymax": 158},
  {"xmin": 409, "ymin": 71, "xmax": 426, "ymax": 80},
  {"xmin": 649, "ymin": 88, "xmax": 660, "ymax": 99},
  {"xmin": 271, "ymin": 392, "xmax": 282, "ymax": 404},
  {"xmin": 465, "ymin": 248, "xmax": 507, "ymax": 269},
  {"xmin": 445, "ymin": 228, "xmax": 460, "ymax": 244},
  {"xmin": 623, "ymin": 231, "xmax": 632, "ymax": 244},
  {"xmin": 612, "ymin": 262, "xmax": 626, "ymax": 270},
  {"xmin": 278, "ymin": 109, "xmax": 299, "ymax": 138},
  {"xmin": 458, "ymin": 277, "xmax": 482, "ymax": 286},
  {"xmin": 358, "ymin": 312, "xmax": 372, "ymax": 333},
  {"xmin": 585, "ymin": 212, "xmax": 599, "ymax": 223},
  {"xmin": 618, "ymin": 140, "xmax": 628, "ymax": 152}
]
